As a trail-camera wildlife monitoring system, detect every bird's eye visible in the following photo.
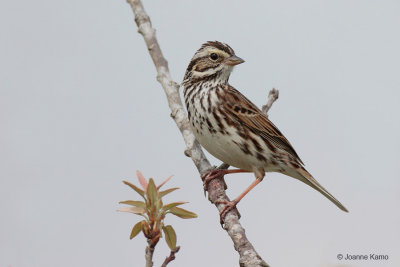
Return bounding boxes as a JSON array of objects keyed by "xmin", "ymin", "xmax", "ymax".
[{"xmin": 210, "ymin": 53, "xmax": 219, "ymax": 60}]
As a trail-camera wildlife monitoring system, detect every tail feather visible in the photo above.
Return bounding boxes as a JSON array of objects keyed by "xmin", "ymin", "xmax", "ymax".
[{"xmin": 290, "ymin": 168, "xmax": 349, "ymax": 212}]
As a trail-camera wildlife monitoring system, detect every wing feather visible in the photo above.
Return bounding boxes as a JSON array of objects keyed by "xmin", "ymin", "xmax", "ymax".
[{"xmin": 222, "ymin": 85, "xmax": 304, "ymax": 165}]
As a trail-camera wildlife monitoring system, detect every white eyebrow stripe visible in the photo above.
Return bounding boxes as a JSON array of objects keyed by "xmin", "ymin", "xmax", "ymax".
[{"xmin": 192, "ymin": 50, "xmax": 209, "ymax": 60}]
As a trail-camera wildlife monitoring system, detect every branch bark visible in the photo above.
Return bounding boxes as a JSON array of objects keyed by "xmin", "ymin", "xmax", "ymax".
[
  {"xmin": 262, "ymin": 88, "xmax": 279, "ymax": 115},
  {"xmin": 145, "ymin": 242, "xmax": 154, "ymax": 267},
  {"xmin": 126, "ymin": 0, "xmax": 276, "ymax": 266},
  {"xmin": 161, "ymin": 246, "xmax": 180, "ymax": 267}
]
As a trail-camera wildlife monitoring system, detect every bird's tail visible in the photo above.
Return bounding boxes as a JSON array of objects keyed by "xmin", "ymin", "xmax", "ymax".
[{"xmin": 289, "ymin": 167, "xmax": 349, "ymax": 212}]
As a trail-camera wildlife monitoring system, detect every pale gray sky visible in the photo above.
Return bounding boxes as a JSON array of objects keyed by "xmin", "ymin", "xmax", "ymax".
[{"xmin": 1, "ymin": 1, "xmax": 399, "ymax": 267}]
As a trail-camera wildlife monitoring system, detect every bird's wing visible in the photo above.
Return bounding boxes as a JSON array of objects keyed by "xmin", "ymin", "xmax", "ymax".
[{"xmin": 222, "ymin": 85, "xmax": 304, "ymax": 165}]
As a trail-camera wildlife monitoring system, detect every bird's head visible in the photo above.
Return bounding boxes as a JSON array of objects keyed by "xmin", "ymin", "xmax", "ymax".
[{"xmin": 182, "ymin": 41, "xmax": 244, "ymax": 86}]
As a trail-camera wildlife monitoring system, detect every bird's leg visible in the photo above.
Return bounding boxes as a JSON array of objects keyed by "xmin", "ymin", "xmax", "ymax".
[
  {"xmin": 202, "ymin": 168, "xmax": 250, "ymax": 192},
  {"xmin": 217, "ymin": 177, "xmax": 264, "ymax": 224}
]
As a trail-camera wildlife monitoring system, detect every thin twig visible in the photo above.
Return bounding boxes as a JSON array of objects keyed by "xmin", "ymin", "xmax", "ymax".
[
  {"xmin": 145, "ymin": 236, "xmax": 160, "ymax": 267},
  {"xmin": 262, "ymin": 88, "xmax": 279, "ymax": 114},
  {"xmin": 145, "ymin": 242, "xmax": 154, "ymax": 267},
  {"xmin": 126, "ymin": 0, "xmax": 272, "ymax": 266},
  {"xmin": 161, "ymin": 246, "xmax": 180, "ymax": 267}
]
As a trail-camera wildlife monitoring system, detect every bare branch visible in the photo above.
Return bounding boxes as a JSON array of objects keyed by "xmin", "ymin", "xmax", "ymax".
[
  {"xmin": 262, "ymin": 88, "xmax": 279, "ymax": 115},
  {"xmin": 145, "ymin": 243, "xmax": 154, "ymax": 267},
  {"xmin": 161, "ymin": 246, "xmax": 180, "ymax": 267},
  {"xmin": 126, "ymin": 0, "xmax": 210, "ymax": 175},
  {"xmin": 126, "ymin": 0, "xmax": 269, "ymax": 266}
]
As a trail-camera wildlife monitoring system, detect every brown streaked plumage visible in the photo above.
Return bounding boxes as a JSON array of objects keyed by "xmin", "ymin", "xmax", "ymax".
[{"xmin": 183, "ymin": 41, "xmax": 348, "ymax": 219}]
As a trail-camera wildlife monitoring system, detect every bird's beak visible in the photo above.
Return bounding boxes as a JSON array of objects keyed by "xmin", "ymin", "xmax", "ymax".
[{"xmin": 224, "ymin": 55, "xmax": 245, "ymax": 66}]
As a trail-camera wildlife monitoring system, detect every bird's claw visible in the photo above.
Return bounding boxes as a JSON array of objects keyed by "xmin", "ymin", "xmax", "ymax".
[
  {"xmin": 202, "ymin": 169, "xmax": 227, "ymax": 195},
  {"xmin": 216, "ymin": 199, "xmax": 240, "ymax": 225}
]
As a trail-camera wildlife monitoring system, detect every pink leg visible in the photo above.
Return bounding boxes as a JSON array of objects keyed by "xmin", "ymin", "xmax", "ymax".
[{"xmin": 217, "ymin": 177, "xmax": 264, "ymax": 224}]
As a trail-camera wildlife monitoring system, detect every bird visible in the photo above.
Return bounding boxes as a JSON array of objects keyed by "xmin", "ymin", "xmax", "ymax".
[{"xmin": 182, "ymin": 41, "xmax": 348, "ymax": 220}]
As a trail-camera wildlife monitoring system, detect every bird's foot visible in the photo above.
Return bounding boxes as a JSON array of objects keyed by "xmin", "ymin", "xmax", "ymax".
[
  {"xmin": 215, "ymin": 199, "xmax": 240, "ymax": 225},
  {"xmin": 202, "ymin": 169, "xmax": 228, "ymax": 194}
]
